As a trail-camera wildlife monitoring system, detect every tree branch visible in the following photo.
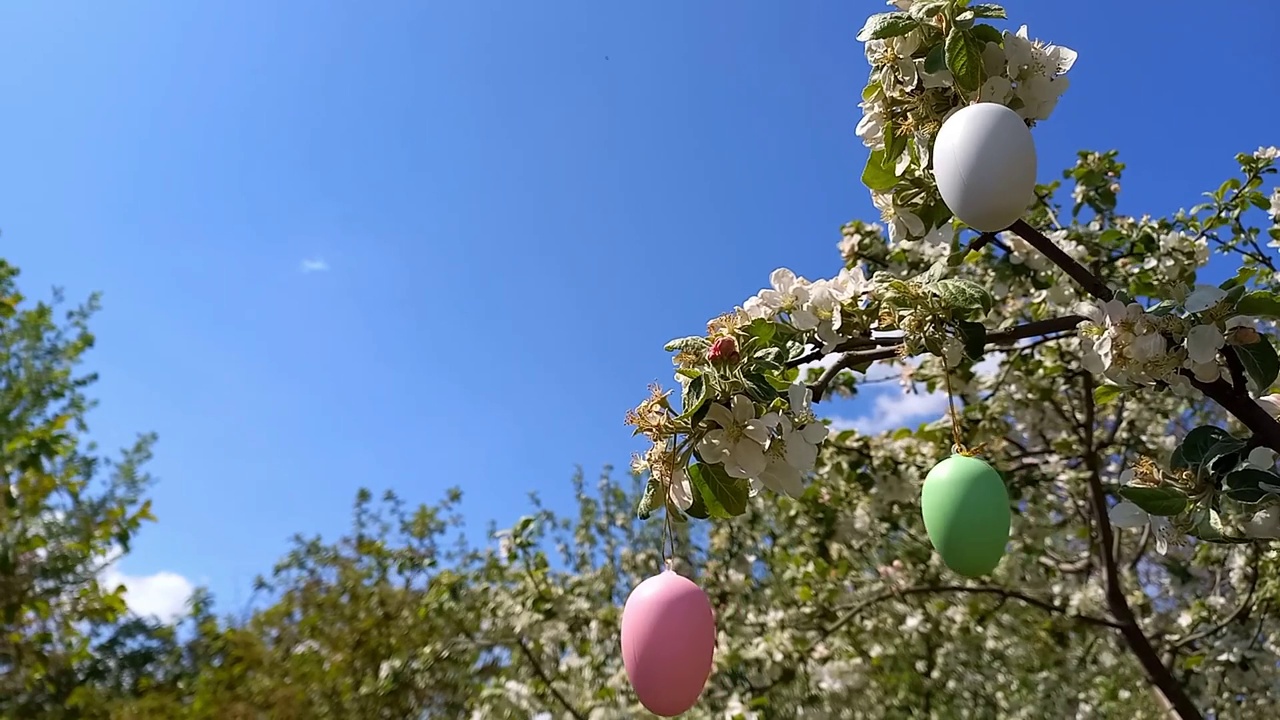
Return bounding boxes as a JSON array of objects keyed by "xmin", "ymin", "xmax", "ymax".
[
  {"xmin": 1009, "ymin": 220, "xmax": 1114, "ymax": 301},
  {"xmin": 823, "ymin": 583, "xmax": 1122, "ymax": 641},
  {"xmin": 515, "ymin": 638, "xmax": 589, "ymax": 720},
  {"xmin": 1008, "ymin": 218, "xmax": 1280, "ymax": 457},
  {"xmin": 1080, "ymin": 373, "xmax": 1204, "ymax": 720},
  {"xmin": 807, "ymin": 315, "xmax": 1085, "ymax": 401}
]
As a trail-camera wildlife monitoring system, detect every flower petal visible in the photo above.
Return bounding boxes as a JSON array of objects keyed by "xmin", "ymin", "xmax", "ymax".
[
  {"xmin": 760, "ymin": 459, "xmax": 804, "ymax": 498},
  {"xmin": 784, "ymin": 439, "xmax": 819, "ymax": 473},
  {"xmin": 706, "ymin": 402, "xmax": 735, "ymax": 429},
  {"xmin": 669, "ymin": 472, "xmax": 694, "ymax": 510},
  {"xmin": 697, "ymin": 432, "xmax": 730, "ymax": 463},
  {"xmin": 1108, "ymin": 501, "xmax": 1148, "ymax": 529},
  {"xmin": 741, "ymin": 419, "xmax": 771, "ymax": 446},
  {"xmin": 800, "ymin": 422, "xmax": 829, "ymax": 444},
  {"xmin": 1248, "ymin": 446, "xmax": 1278, "ymax": 470},
  {"xmin": 727, "ymin": 441, "xmax": 768, "ymax": 479},
  {"xmin": 730, "ymin": 395, "xmax": 756, "ymax": 424}
]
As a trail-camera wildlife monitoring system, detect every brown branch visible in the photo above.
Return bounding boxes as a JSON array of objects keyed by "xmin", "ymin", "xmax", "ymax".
[
  {"xmin": 822, "ymin": 584, "xmax": 1121, "ymax": 641},
  {"xmin": 1009, "ymin": 218, "xmax": 1280, "ymax": 457},
  {"xmin": 515, "ymin": 638, "xmax": 589, "ymax": 720},
  {"xmin": 1080, "ymin": 373, "xmax": 1204, "ymax": 720},
  {"xmin": 807, "ymin": 315, "xmax": 1086, "ymax": 401},
  {"xmin": 1009, "ymin": 219, "xmax": 1114, "ymax": 301}
]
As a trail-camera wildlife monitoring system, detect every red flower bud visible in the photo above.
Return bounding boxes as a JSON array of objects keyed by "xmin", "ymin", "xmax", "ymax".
[{"xmin": 708, "ymin": 336, "xmax": 739, "ymax": 364}]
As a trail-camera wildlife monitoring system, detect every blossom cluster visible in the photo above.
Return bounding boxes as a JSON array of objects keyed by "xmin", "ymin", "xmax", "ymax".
[
  {"xmin": 627, "ymin": 268, "xmax": 878, "ymax": 516},
  {"xmin": 856, "ymin": 0, "xmax": 1075, "ymax": 245},
  {"xmin": 1075, "ymin": 285, "xmax": 1262, "ymax": 393}
]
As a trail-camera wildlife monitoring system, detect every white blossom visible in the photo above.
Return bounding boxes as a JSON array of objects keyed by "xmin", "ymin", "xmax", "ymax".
[
  {"xmin": 699, "ymin": 395, "xmax": 772, "ymax": 479},
  {"xmin": 1184, "ymin": 284, "xmax": 1227, "ymax": 313}
]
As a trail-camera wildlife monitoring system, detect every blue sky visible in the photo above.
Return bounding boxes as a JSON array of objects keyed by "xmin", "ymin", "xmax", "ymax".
[{"xmin": 0, "ymin": 1, "xmax": 1276, "ymax": 617}]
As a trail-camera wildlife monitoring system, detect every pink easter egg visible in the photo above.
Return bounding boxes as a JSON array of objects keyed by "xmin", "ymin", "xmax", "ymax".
[{"xmin": 620, "ymin": 570, "xmax": 716, "ymax": 717}]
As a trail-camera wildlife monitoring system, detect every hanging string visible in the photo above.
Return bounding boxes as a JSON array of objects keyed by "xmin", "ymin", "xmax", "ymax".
[
  {"xmin": 661, "ymin": 505, "xmax": 675, "ymax": 572},
  {"xmin": 659, "ymin": 449, "xmax": 677, "ymax": 573},
  {"xmin": 941, "ymin": 357, "xmax": 984, "ymax": 458}
]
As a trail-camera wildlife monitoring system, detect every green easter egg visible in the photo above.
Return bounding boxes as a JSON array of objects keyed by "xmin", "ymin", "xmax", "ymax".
[{"xmin": 920, "ymin": 454, "xmax": 1011, "ymax": 578}]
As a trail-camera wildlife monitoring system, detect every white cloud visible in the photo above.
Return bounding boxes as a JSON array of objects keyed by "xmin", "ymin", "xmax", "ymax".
[
  {"xmin": 299, "ymin": 258, "xmax": 329, "ymax": 274},
  {"xmin": 100, "ymin": 558, "xmax": 194, "ymax": 624},
  {"xmin": 797, "ymin": 349, "xmax": 917, "ymax": 384},
  {"xmin": 804, "ymin": 346, "xmax": 1007, "ymax": 436},
  {"xmin": 825, "ymin": 388, "xmax": 948, "ymax": 435}
]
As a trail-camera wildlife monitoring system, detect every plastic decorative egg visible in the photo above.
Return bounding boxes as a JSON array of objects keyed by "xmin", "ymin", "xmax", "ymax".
[
  {"xmin": 620, "ymin": 570, "xmax": 716, "ymax": 717},
  {"xmin": 920, "ymin": 454, "xmax": 1011, "ymax": 577},
  {"xmin": 932, "ymin": 102, "xmax": 1037, "ymax": 232}
]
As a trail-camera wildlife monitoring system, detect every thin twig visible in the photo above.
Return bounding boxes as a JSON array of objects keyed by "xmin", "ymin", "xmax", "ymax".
[
  {"xmin": 1170, "ymin": 546, "xmax": 1260, "ymax": 651},
  {"xmin": 808, "ymin": 315, "xmax": 1085, "ymax": 401},
  {"xmin": 515, "ymin": 638, "xmax": 589, "ymax": 720},
  {"xmin": 821, "ymin": 584, "xmax": 1121, "ymax": 641}
]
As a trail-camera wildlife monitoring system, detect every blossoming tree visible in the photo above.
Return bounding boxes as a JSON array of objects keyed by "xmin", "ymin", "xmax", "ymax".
[{"xmin": 625, "ymin": 1, "xmax": 1280, "ymax": 717}]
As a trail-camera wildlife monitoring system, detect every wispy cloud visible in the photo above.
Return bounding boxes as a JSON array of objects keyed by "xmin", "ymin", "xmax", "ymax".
[{"xmin": 299, "ymin": 258, "xmax": 329, "ymax": 274}]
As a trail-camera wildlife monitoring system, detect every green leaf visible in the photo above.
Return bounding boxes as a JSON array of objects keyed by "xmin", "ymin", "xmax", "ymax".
[
  {"xmin": 1235, "ymin": 337, "xmax": 1280, "ymax": 391},
  {"xmin": 1171, "ymin": 426, "xmax": 1236, "ymax": 471},
  {"xmin": 664, "ymin": 335, "xmax": 709, "ymax": 353},
  {"xmin": 679, "ymin": 375, "xmax": 708, "ymax": 419},
  {"xmin": 955, "ymin": 320, "xmax": 986, "ymax": 361},
  {"xmin": 767, "ymin": 374, "xmax": 795, "ymax": 391},
  {"xmin": 1191, "ymin": 507, "xmax": 1252, "ymax": 544},
  {"xmin": 908, "ymin": 1, "xmax": 948, "ymax": 20},
  {"xmin": 944, "ymin": 29, "xmax": 983, "ymax": 92},
  {"xmin": 636, "ymin": 478, "xmax": 661, "ymax": 520},
  {"xmin": 971, "ymin": 23, "xmax": 1003, "ymax": 46},
  {"xmin": 862, "ymin": 150, "xmax": 899, "ymax": 191},
  {"xmin": 1220, "ymin": 265, "xmax": 1260, "ymax": 291},
  {"xmin": 932, "ymin": 278, "xmax": 995, "ymax": 315},
  {"xmin": 743, "ymin": 373, "xmax": 778, "ymax": 403},
  {"xmin": 683, "ymin": 484, "xmax": 710, "ymax": 520},
  {"xmin": 923, "ymin": 43, "xmax": 946, "ymax": 74},
  {"xmin": 1118, "ymin": 485, "xmax": 1188, "ymax": 517},
  {"xmin": 885, "ymin": 118, "xmax": 909, "ymax": 163},
  {"xmin": 856, "ymin": 12, "xmax": 917, "ymax": 42},
  {"xmin": 1224, "ymin": 468, "xmax": 1280, "ymax": 505},
  {"xmin": 746, "ymin": 318, "xmax": 777, "ymax": 344},
  {"xmin": 687, "ymin": 463, "xmax": 749, "ymax": 518},
  {"xmin": 1237, "ymin": 290, "xmax": 1280, "ymax": 319},
  {"xmin": 1092, "ymin": 383, "xmax": 1125, "ymax": 407},
  {"xmin": 969, "ymin": 3, "xmax": 1007, "ymax": 18},
  {"xmin": 753, "ymin": 346, "xmax": 784, "ymax": 371}
]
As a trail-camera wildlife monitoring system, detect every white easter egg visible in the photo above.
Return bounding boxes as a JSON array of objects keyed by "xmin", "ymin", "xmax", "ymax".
[{"xmin": 932, "ymin": 103, "xmax": 1037, "ymax": 233}]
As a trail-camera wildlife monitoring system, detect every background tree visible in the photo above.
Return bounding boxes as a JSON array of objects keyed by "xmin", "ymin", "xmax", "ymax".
[
  {"xmin": 12, "ymin": 2, "xmax": 1280, "ymax": 719},
  {"xmin": 0, "ymin": 258, "xmax": 161, "ymax": 717}
]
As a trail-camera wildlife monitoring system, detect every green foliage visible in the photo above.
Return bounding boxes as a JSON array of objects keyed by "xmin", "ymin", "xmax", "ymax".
[
  {"xmin": 0, "ymin": 258, "xmax": 161, "ymax": 718},
  {"xmin": 1118, "ymin": 485, "xmax": 1188, "ymax": 517},
  {"xmin": 944, "ymin": 28, "xmax": 984, "ymax": 92},
  {"xmin": 862, "ymin": 149, "xmax": 899, "ymax": 191},
  {"xmin": 1235, "ymin": 337, "xmax": 1280, "ymax": 391}
]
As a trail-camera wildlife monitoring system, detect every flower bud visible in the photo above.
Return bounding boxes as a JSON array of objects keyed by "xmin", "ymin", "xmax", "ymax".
[{"xmin": 707, "ymin": 336, "xmax": 740, "ymax": 364}]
